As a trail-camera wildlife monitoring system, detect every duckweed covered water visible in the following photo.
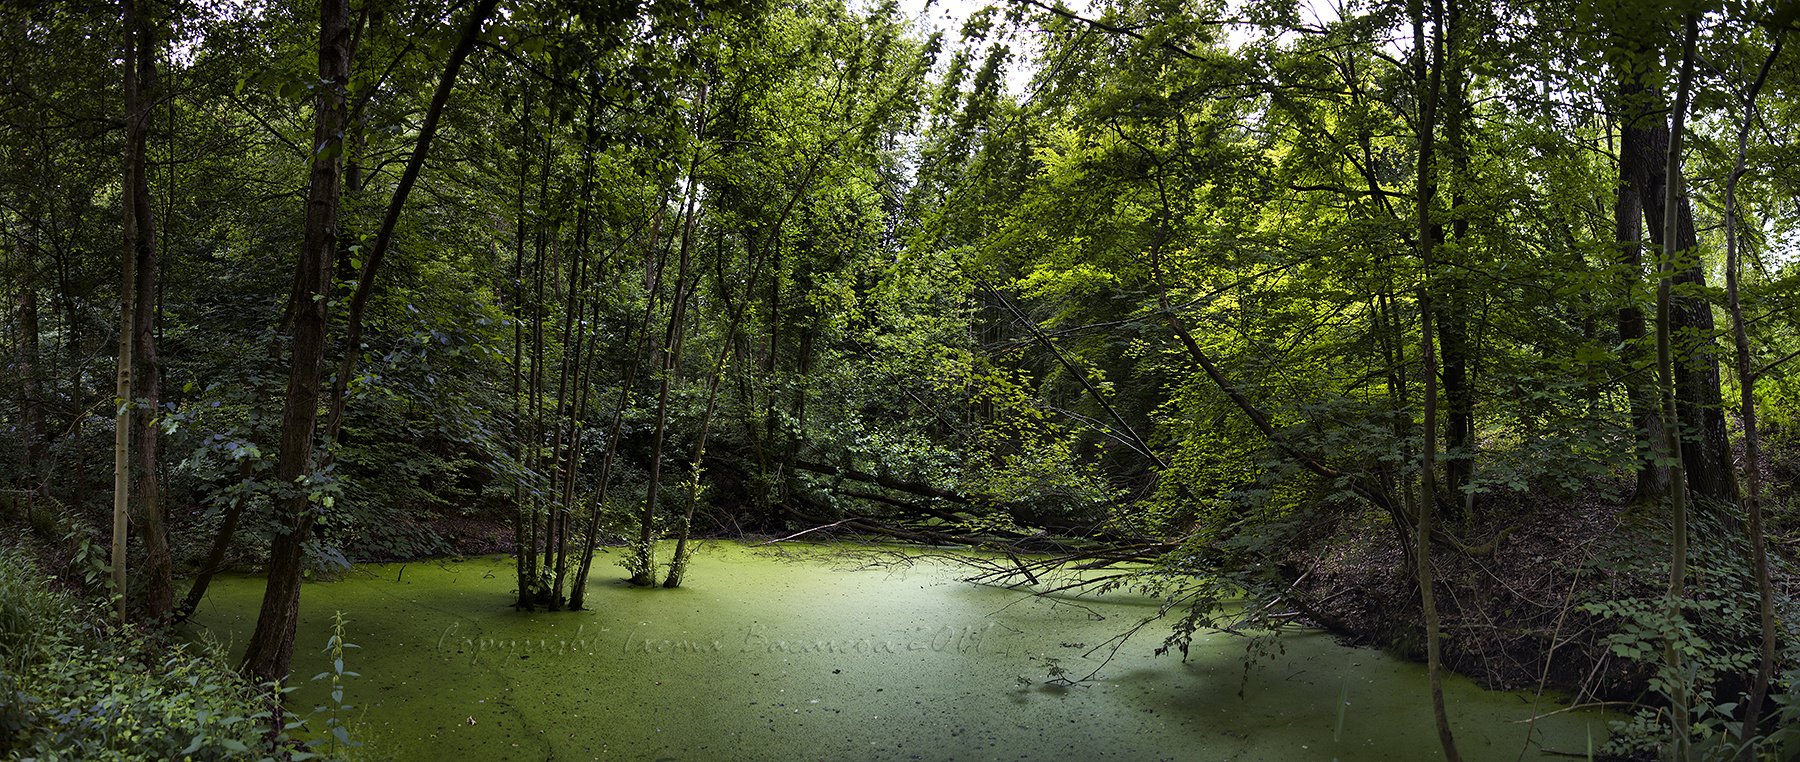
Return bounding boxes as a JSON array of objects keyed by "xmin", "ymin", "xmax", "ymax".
[{"xmin": 183, "ymin": 542, "xmax": 1608, "ymax": 761}]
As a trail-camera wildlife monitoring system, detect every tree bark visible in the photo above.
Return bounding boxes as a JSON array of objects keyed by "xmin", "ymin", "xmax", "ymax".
[
  {"xmin": 1627, "ymin": 78, "xmax": 1737, "ymax": 507},
  {"xmin": 125, "ymin": 0, "xmax": 170, "ymax": 620},
  {"xmin": 113, "ymin": 0, "xmax": 150, "ymax": 622},
  {"xmin": 1615, "ymin": 75, "xmax": 1671, "ymax": 504},
  {"xmin": 1412, "ymin": 0, "xmax": 1458, "ymax": 756},
  {"xmin": 1655, "ymin": 16, "xmax": 1698, "ymax": 761},
  {"xmin": 1729, "ymin": 31, "xmax": 1785, "ymax": 762},
  {"xmin": 240, "ymin": 0, "xmax": 351, "ymax": 684}
]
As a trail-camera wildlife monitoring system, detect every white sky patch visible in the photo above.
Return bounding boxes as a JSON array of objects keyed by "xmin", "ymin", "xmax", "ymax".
[
  {"xmin": 876, "ymin": 0, "xmax": 1350, "ymax": 98},
  {"xmin": 885, "ymin": 0, "xmax": 1045, "ymax": 96}
]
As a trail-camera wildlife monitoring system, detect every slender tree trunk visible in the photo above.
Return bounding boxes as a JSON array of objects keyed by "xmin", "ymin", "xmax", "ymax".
[
  {"xmin": 527, "ymin": 132, "xmax": 550, "ymax": 599},
  {"xmin": 667, "ymin": 234, "xmax": 767, "ymax": 588},
  {"xmin": 319, "ymin": 0, "xmax": 498, "ymax": 450},
  {"xmin": 569, "ymin": 204, "xmax": 665, "ymax": 608},
  {"xmin": 511, "ymin": 81, "xmax": 534, "ymax": 609},
  {"xmin": 113, "ymin": 0, "xmax": 151, "ymax": 622},
  {"xmin": 666, "ymin": 140, "xmax": 833, "ymax": 586},
  {"xmin": 756, "ymin": 222, "xmax": 783, "ymax": 524},
  {"xmin": 1655, "ymin": 16, "xmax": 1698, "ymax": 761},
  {"xmin": 57, "ymin": 274, "xmax": 86, "ymax": 517},
  {"xmin": 632, "ymin": 86, "xmax": 707, "ymax": 587},
  {"xmin": 1730, "ymin": 31, "xmax": 1785, "ymax": 762},
  {"xmin": 177, "ymin": 312, "xmax": 296, "ymax": 623},
  {"xmin": 240, "ymin": 0, "xmax": 351, "ymax": 684},
  {"xmin": 20, "ymin": 288, "xmax": 44, "ymax": 496},
  {"xmin": 124, "ymin": 0, "xmax": 170, "ymax": 620},
  {"xmin": 14, "ymin": 244, "xmax": 45, "ymax": 498},
  {"xmin": 1412, "ymin": 0, "xmax": 1458, "ymax": 757},
  {"xmin": 553, "ymin": 96, "xmax": 607, "ymax": 604},
  {"xmin": 635, "ymin": 173, "xmax": 701, "ymax": 586},
  {"xmin": 546, "ymin": 230, "xmax": 588, "ymax": 608}
]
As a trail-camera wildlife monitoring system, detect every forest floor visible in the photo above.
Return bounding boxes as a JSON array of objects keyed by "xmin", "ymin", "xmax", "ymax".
[
  {"xmin": 1288, "ymin": 482, "xmax": 1651, "ymax": 698},
  {"xmin": 1287, "ymin": 452, "xmax": 1798, "ymax": 703}
]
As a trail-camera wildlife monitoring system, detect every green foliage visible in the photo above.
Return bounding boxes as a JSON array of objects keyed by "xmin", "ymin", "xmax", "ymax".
[
  {"xmin": 1143, "ymin": 503, "xmax": 1317, "ymax": 661},
  {"xmin": 1579, "ymin": 505, "xmax": 1797, "ymax": 758},
  {"xmin": 0, "ymin": 547, "xmax": 72, "ymax": 674},
  {"xmin": 0, "ymin": 545, "xmax": 338, "ymax": 761},
  {"xmin": 620, "ymin": 538, "xmax": 657, "ymax": 583},
  {"xmin": 299, "ymin": 611, "xmax": 363, "ymax": 755}
]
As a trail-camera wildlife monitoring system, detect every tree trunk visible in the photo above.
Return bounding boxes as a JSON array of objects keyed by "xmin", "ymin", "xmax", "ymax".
[
  {"xmin": 125, "ymin": 0, "xmax": 170, "ymax": 620},
  {"xmin": 511, "ymin": 80, "xmax": 534, "ymax": 609},
  {"xmin": 240, "ymin": 0, "xmax": 351, "ymax": 684},
  {"xmin": 666, "ymin": 241, "xmax": 759, "ymax": 589},
  {"xmin": 1615, "ymin": 76, "xmax": 1671, "ymax": 504},
  {"xmin": 20, "ymin": 286, "xmax": 45, "ymax": 498},
  {"xmin": 113, "ymin": 0, "xmax": 150, "ymax": 623},
  {"xmin": 1436, "ymin": 3, "xmax": 1474, "ymax": 508},
  {"xmin": 569, "ymin": 203, "xmax": 666, "ymax": 608},
  {"xmin": 1655, "ymin": 17, "xmax": 1698, "ymax": 761},
  {"xmin": 1412, "ymin": 0, "xmax": 1458, "ymax": 756},
  {"xmin": 631, "ymin": 85, "xmax": 707, "ymax": 587},
  {"xmin": 1628, "ymin": 79, "xmax": 1737, "ymax": 508},
  {"xmin": 635, "ymin": 166, "xmax": 702, "ymax": 587},
  {"xmin": 1729, "ymin": 31, "xmax": 1785, "ymax": 762}
]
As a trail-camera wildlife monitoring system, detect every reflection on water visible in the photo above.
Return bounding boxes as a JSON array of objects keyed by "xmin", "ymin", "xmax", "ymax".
[{"xmin": 183, "ymin": 542, "xmax": 1608, "ymax": 761}]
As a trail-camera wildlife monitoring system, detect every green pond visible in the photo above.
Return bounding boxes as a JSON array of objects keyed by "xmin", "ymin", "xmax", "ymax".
[{"xmin": 183, "ymin": 542, "xmax": 1609, "ymax": 761}]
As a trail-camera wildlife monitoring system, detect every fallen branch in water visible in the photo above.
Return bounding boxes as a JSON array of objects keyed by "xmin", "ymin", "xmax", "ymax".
[
  {"xmin": 1510, "ymin": 701, "xmax": 1636, "ymax": 723},
  {"xmin": 751, "ymin": 518, "xmax": 858, "ymax": 546}
]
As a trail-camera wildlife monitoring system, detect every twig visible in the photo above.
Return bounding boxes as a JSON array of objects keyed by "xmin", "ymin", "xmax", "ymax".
[
  {"xmin": 750, "ymin": 518, "xmax": 856, "ymax": 546},
  {"xmin": 1008, "ymin": 553, "xmax": 1041, "ymax": 585},
  {"xmin": 1517, "ymin": 570, "xmax": 1585, "ymax": 762},
  {"xmin": 1511, "ymin": 701, "xmax": 1636, "ymax": 723}
]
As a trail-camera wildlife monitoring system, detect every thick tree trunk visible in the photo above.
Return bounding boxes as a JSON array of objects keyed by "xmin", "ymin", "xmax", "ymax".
[
  {"xmin": 1436, "ymin": 9, "xmax": 1473, "ymax": 508},
  {"xmin": 129, "ymin": 180, "xmax": 169, "ymax": 620},
  {"xmin": 1626, "ymin": 80, "xmax": 1737, "ymax": 507},
  {"xmin": 240, "ymin": 0, "xmax": 351, "ymax": 684},
  {"xmin": 1614, "ymin": 80, "xmax": 1671, "ymax": 504}
]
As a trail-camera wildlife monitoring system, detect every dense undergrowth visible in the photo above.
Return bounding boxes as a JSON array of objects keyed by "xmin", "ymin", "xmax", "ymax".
[{"xmin": 0, "ymin": 543, "xmax": 365, "ymax": 762}]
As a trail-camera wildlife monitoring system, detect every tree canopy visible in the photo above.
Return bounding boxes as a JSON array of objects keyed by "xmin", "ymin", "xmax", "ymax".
[{"xmin": 3, "ymin": 0, "xmax": 1799, "ymax": 757}]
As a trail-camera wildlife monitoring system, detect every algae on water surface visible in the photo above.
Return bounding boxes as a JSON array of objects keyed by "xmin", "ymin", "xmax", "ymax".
[{"xmin": 183, "ymin": 541, "xmax": 1609, "ymax": 761}]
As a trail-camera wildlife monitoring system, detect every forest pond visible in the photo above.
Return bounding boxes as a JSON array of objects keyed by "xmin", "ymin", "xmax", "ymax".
[{"xmin": 183, "ymin": 543, "xmax": 1610, "ymax": 761}]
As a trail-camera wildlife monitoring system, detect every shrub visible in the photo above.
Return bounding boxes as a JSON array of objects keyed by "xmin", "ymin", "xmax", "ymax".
[{"xmin": 0, "ymin": 544, "xmax": 334, "ymax": 761}]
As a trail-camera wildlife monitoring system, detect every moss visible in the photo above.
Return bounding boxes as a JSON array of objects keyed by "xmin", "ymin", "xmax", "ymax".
[{"xmin": 184, "ymin": 541, "xmax": 1613, "ymax": 761}]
